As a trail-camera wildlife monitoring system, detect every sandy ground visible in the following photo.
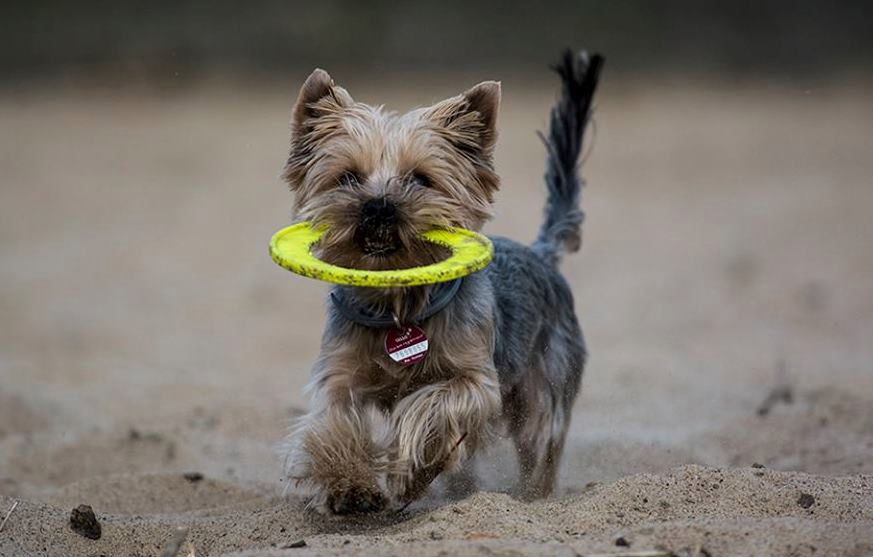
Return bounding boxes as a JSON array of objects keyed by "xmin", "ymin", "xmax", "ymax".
[{"xmin": 1, "ymin": 76, "xmax": 872, "ymax": 556}]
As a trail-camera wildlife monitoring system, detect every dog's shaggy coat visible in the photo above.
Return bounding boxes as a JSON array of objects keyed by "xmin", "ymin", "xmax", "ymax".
[{"xmin": 281, "ymin": 50, "xmax": 603, "ymax": 514}]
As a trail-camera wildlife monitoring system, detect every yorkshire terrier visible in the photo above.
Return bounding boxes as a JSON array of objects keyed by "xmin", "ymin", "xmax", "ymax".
[{"xmin": 280, "ymin": 50, "xmax": 603, "ymax": 514}]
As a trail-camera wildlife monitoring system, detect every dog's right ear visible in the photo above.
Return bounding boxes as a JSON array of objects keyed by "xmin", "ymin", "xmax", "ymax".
[
  {"xmin": 290, "ymin": 69, "xmax": 354, "ymax": 142},
  {"xmin": 284, "ymin": 69, "xmax": 353, "ymax": 187}
]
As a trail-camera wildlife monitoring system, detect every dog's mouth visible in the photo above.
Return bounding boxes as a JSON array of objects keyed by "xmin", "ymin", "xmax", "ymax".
[
  {"xmin": 354, "ymin": 198, "xmax": 403, "ymax": 257},
  {"xmin": 354, "ymin": 224, "xmax": 402, "ymax": 257}
]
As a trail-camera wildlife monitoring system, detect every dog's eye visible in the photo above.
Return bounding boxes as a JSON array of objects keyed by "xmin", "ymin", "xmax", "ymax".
[
  {"xmin": 410, "ymin": 173, "xmax": 432, "ymax": 188},
  {"xmin": 338, "ymin": 171, "xmax": 362, "ymax": 187}
]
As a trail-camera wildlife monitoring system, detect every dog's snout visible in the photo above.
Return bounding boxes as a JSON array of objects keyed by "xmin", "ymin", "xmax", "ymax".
[
  {"xmin": 360, "ymin": 198, "xmax": 397, "ymax": 223},
  {"xmin": 355, "ymin": 197, "xmax": 401, "ymax": 256}
]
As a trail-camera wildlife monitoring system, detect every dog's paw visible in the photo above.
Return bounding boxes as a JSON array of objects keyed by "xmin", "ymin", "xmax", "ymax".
[{"xmin": 327, "ymin": 485, "xmax": 386, "ymax": 515}]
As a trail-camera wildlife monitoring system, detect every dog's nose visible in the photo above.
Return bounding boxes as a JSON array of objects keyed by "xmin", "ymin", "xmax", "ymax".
[{"xmin": 360, "ymin": 198, "xmax": 397, "ymax": 223}]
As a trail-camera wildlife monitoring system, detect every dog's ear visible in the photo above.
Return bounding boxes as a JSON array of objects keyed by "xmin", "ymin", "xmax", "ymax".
[
  {"xmin": 422, "ymin": 81, "xmax": 501, "ymax": 205},
  {"xmin": 284, "ymin": 69, "xmax": 354, "ymax": 188},
  {"xmin": 290, "ymin": 69, "xmax": 354, "ymax": 143},
  {"xmin": 425, "ymin": 80, "xmax": 501, "ymax": 159},
  {"xmin": 460, "ymin": 81, "xmax": 501, "ymax": 150}
]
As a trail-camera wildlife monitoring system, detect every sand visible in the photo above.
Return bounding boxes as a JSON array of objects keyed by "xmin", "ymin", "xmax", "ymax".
[{"xmin": 1, "ymin": 77, "xmax": 872, "ymax": 556}]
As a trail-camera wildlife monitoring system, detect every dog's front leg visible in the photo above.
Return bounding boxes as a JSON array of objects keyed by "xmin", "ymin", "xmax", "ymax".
[
  {"xmin": 387, "ymin": 369, "xmax": 501, "ymax": 505},
  {"xmin": 283, "ymin": 371, "xmax": 390, "ymax": 514}
]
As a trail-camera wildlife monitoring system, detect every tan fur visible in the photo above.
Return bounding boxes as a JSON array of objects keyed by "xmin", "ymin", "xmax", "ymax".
[
  {"xmin": 286, "ymin": 287, "xmax": 502, "ymax": 510},
  {"xmin": 280, "ymin": 69, "xmax": 504, "ymax": 512},
  {"xmin": 387, "ymin": 370, "xmax": 500, "ymax": 501},
  {"xmin": 283, "ymin": 73, "xmax": 498, "ymax": 260}
]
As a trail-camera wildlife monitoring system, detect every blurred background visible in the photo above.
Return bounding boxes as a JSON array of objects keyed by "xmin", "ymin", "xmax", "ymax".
[
  {"xmin": 2, "ymin": 1, "xmax": 872, "ymax": 499},
  {"xmin": 3, "ymin": 1, "xmax": 873, "ymax": 82}
]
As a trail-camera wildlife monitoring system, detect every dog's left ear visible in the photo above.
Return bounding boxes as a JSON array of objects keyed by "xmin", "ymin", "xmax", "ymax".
[{"xmin": 426, "ymin": 81, "xmax": 501, "ymax": 160}]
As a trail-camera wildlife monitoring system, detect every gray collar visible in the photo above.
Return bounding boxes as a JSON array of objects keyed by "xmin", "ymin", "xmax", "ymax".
[{"xmin": 330, "ymin": 279, "xmax": 463, "ymax": 328}]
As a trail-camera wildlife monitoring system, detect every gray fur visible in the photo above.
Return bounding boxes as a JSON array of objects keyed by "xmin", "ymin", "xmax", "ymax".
[
  {"xmin": 487, "ymin": 51, "xmax": 602, "ymax": 494},
  {"xmin": 533, "ymin": 50, "xmax": 604, "ymax": 265},
  {"xmin": 486, "ymin": 236, "xmax": 586, "ymax": 497}
]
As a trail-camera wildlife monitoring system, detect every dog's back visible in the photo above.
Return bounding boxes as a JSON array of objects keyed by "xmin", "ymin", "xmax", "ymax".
[{"xmin": 488, "ymin": 236, "xmax": 584, "ymax": 391}]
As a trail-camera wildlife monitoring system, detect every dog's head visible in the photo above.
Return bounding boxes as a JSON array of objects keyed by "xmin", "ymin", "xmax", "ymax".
[{"xmin": 282, "ymin": 69, "xmax": 500, "ymax": 270}]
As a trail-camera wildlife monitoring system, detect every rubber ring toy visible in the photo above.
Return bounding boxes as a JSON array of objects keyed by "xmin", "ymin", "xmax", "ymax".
[{"xmin": 269, "ymin": 222, "xmax": 493, "ymax": 287}]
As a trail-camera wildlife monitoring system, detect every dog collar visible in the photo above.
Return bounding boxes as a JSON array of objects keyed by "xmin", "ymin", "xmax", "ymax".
[{"xmin": 329, "ymin": 278, "xmax": 463, "ymax": 328}]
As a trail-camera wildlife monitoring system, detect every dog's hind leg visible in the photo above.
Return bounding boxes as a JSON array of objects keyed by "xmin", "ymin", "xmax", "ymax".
[{"xmin": 505, "ymin": 355, "xmax": 580, "ymax": 499}]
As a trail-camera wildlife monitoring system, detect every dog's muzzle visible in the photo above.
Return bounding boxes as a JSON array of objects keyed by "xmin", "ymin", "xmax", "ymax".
[{"xmin": 354, "ymin": 197, "xmax": 401, "ymax": 256}]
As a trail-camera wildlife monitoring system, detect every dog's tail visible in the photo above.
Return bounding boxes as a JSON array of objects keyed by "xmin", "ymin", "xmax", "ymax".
[{"xmin": 532, "ymin": 49, "xmax": 604, "ymax": 266}]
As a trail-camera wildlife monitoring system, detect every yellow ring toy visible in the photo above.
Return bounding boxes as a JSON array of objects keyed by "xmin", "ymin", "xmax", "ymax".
[{"xmin": 269, "ymin": 222, "xmax": 493, "ymax": 287}]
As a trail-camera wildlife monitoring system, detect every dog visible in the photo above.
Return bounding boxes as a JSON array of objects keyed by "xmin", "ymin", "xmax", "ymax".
[{"xmin": 280, "ymin": 50, "xmax": 603, "ymax": 514}]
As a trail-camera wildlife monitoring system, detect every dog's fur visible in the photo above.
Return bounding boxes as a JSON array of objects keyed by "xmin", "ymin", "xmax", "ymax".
[{"xmin": 280, "ymin": 51, "xmax": 603, "ymax": 514}]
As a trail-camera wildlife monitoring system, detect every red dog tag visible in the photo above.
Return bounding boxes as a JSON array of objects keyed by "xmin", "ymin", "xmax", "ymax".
[{"xmin": 384, "ymin": 325, "xmax": 429, "ymax": 366}]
